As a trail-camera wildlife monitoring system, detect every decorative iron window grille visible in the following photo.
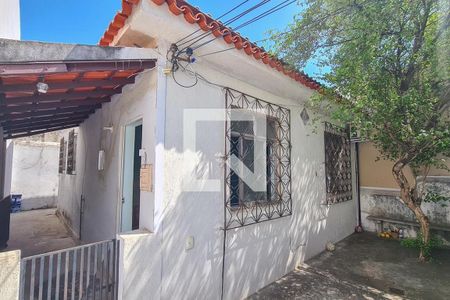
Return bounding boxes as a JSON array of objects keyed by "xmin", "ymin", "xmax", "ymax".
[
  {"xmin": 58, "ymin": 137, "xmax": 66, "ymax": 174},
  {"xmin": 225, "ymin": 88, "xmax": 292, "ymax": 229},
  {"xmin": 66, "ymin": 129, "xmax": 77, "ymax": 175},
  {"xmin": 324, "ymin": 122, "xmax": 352, "ymax": 204}
]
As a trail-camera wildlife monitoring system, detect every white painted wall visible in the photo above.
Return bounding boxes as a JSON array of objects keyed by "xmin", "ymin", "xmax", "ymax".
[
  {"xmin": 4, "ymin": 141, "xmax": 14, "ymax": 198},
  {"xmin": 157, "ymin": 62, "xmax": 357, "ymax": 300},
  {"xmin": 118, "ymin": 230, "xmax": 161, "ymax": 300},
  {"xmin": 0, "ymin": 131, "xmax": 13, "ymax": 198},
  {"xmin": 57, "ymin": 128, "xmax": 81, "ymax": 237},
  {"xmin": 0, "ymin": 0, "xmax": 20, "ymax": 40},
  {"xmin": 57, "ymin": 62, "xmax": 357, "ymax": 299},
  {"xmin": 57, "ymin": 69, "xmax": 159, "ymax": 242},
  {"xmin": 10, "ymin": 140, "xmax": 59, "ymax": 210},
  {"xmin": 0, "ymin": 250, "xmax": 20, "ymax": 300}
]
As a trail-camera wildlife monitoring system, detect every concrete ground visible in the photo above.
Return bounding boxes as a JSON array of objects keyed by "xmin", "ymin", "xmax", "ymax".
[
  {"xmin": 249, "ymin": 233, "xmax": 450, "ymax": 300},
  {"xmin": 2, "ymin": 208, "xmax": 79, "ymax": 257}
]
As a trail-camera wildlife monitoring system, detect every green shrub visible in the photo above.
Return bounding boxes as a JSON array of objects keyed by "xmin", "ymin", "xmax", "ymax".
[{"xmin": 401, "ymin": 234, "xmax": 444, "ymax": 259}]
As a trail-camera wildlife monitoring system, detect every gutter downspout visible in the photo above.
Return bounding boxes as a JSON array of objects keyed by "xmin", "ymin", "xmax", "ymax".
[{"xmin": 355, "ymin": 142, "xmax": 362, "ymax": 228}]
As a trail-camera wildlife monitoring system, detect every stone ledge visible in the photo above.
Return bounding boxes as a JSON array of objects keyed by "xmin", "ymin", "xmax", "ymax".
[{"xmin": 361, "ymin": 187, "xmax": 400, "ymax": 197}]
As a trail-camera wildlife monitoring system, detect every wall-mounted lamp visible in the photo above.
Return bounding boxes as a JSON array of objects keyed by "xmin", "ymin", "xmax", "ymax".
[{"xmin": 103, "ymin": 126, "xmax": 114, "ymax": 133}]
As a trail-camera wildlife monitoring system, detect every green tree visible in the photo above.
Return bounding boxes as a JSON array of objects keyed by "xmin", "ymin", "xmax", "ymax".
[{"xmin": 271, "ymin": 0, "xmax": 450, "ymax": 261}]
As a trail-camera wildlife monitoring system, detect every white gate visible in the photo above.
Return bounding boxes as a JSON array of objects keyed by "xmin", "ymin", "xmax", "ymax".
[{"xmin": 19, "ymin": 239, "xmax": 120, "ymax": 300}]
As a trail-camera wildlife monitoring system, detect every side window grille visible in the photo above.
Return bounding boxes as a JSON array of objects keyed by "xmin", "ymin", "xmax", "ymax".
[
  {"xmin": 67, "ymin": 130, "xmax": 77, "ymax": 175},
  {"xmin": 324, "ymin": 122, "xmax": 352, "ymax": 204},
  {"xmin": 58, "ymin": 137, "xmax": 66, "ymax": 174}
]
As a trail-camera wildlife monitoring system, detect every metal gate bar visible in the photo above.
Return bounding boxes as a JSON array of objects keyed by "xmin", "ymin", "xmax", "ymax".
[{"xmin": 19, "ymin": 239, "xmax": 120, "ymax": 300}]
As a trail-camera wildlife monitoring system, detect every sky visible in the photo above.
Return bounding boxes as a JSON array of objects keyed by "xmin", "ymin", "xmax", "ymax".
[{"xmin": 20, "ymin": 0, "xmax": 317, "ymax": 76}]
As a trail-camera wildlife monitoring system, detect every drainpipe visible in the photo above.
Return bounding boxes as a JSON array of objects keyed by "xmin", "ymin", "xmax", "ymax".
[
  {"xmin": 79, "ymin": 195, "xmax": 85, "ymax": 240},
  {"xmin": 355, "ymin": 142, "xmax": 362, "ymax": 229}
]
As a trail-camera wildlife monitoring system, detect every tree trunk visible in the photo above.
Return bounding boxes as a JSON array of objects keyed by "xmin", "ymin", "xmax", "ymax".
[
  {"xmin": 414, "ymin": 206, "xmax": 430, "ymax": 261},
  {"xmin": 392, "ymin": 158, "xmax": 430, "ymax": 261}
]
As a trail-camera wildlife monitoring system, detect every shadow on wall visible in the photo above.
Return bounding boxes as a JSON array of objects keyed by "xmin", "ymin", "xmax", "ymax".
[
  {"xmin": 96, "ymin": 75, "xmax": 356, "ymax": 300},
  {"xmin": 153, "ymin": 155, "xmax": 355, "ymax": 299},
  {"xmin": 138, "ymin": 103, "xmax": 356, "ymax": 299}
]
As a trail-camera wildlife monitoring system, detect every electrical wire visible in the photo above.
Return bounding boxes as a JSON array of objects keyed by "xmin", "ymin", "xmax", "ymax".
[
  {"xmin": 178, "ymin": 0, "xmax": 272, "ymax": 51},
  {"xmin": 171, "ymin": 69, "xmax": 199, "ymax": 88},
  {"xmin": 176, "ymin": 0, "xmax": 252, "ymax": 45},
  {"xmin": 198, "ymin": 47, "xmax": 237, "ymax": 58},
  {"xmin": 195, "ymin": 32, "xmax": 284, "ymax": 58},
  {"xmin": 196, "ymin": 35, "xmax": 274, "ymax": 58},
  {"xmin": 178, "ymin": 1, "xmax": 271, "ymax": 48},
  {"xmin": 195, "ymin": 0, "xmax": 376, "ymax": 59},
  {"xmin": 233, "ymin": 0, "xmax": 296, "ymax": 32},
  {"xmin": 192, "ymin": 0, "xmax": 296, "ymax": 51},
  {"xmin": 173, "ymin": 60, "xmax": 324, "ymax": 117}
]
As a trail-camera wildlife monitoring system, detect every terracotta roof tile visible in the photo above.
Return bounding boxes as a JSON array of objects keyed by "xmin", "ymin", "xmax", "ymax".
[{"xmin": 100, "ymin": 0, "xmax": 322, "ymax": 91}]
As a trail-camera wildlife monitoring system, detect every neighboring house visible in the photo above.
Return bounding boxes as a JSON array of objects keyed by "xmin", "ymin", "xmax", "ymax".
[
  {"xmin": 359, "ymin": 142, "xmax": 450, "ymax": 241},
  {"xmin": 7, "ymin": 133, "xmax": 61, "ymax": 211},
  {"xmin": 0, "ymin": 1, "xmax": 359, "ymax": 299}
]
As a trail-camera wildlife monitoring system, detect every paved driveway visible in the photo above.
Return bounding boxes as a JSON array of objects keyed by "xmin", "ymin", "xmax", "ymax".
[
  {"xmin": 3, "ymin": 208, "xmax": 79, "ymax": 257},
  {"xmin": 249, "ymin": 233, "xmax": 450, "ymax": 300}
]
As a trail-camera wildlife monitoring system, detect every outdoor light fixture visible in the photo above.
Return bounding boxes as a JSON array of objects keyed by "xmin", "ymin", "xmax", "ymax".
[
  {"xmin": 36, "ymin": 82, "xmax": 49, "ymax": 94},
  {"xmin": 103, "ymin": 126, "xmax": 114, "ymax": 133}
]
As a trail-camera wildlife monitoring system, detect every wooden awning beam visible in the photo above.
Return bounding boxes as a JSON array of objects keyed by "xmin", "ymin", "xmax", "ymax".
[
  {"xmin": 3, "ymin": 119, "xmax": 85, "ymax": 134},
  {"xmin": 3, "ymin": 117, "xmax": 87, "ymax": 131},
  {"xmin": 0, "ymin": 97, "xmax": 111, "ymax": 114},
  {"xmin": 1, "ymin": 88, "xmax": 120, "ymax": 105},
  {"xmin": 0, "ymin": 111, "xmax": 92, "ymax": 127},
  {"xmin": 0, "ymin": 77, "xmax": 135, "ymax": 93},
  {"xmin": 0, "ymin": 106, "xmax": 99, "ymax": 122},
  {"xmin": 4, "ymin": 124, "xmax": 81, "ymax": 139}
]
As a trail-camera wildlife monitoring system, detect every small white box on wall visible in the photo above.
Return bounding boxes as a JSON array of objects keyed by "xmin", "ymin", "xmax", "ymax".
[{"xmin": 98, "ymin": 150, "xmax": 105, "ymax": 171}]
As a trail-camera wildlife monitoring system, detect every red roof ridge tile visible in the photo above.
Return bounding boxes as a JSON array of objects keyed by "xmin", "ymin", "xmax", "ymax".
[{"xmin": 99, "ymin": 0, "xmax": 322, "ymax": 91}]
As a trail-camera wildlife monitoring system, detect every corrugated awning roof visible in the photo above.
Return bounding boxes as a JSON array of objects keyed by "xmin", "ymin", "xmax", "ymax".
[{"xmin": 0, "ymin": 59, "xmax": 156, "ymax": 139}]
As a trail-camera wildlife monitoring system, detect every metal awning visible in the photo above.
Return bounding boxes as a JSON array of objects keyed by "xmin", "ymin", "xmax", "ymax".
[{"xmin": 0, "ymin": 59, "xmax": 156, "ymax": 139}]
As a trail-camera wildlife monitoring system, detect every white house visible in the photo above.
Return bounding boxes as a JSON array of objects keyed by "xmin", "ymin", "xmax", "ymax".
[
  {"xmin": 61, "ymin": 1, "xmax": 357, "ymax": 299},
  {"xmin": 0, "ymin": 1, "xmax": 358, "ymax": 299}
]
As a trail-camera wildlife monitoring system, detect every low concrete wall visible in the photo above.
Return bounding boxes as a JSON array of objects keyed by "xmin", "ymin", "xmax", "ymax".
[
  {"xmin": 118, "ymin": 230, "xmax": 161, "ymax": 300},
  {"xmin": 0, "ymin": 250, "xmax": 20, "ymax": 300},
  {"xmin": 10, "ymin": 141, "xmax": 59, "ymax": 211},
  {"xmin": 361, "ymin": 177, "xmax": 450, "ymax": 239}
]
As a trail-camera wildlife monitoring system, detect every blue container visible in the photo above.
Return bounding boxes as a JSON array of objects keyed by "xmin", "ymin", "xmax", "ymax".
[{"xmin": 10, "ymin": 194, "xmax": 22, "ymax": 213}]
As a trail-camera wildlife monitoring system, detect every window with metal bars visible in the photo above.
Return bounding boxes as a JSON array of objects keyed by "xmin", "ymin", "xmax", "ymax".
[
  {"xmin": 58, "ymin": 137, "xmax": 66, "ymax": 174},
  {"xmin": 225, "ymin": 88, "xmax": 292, "ymax": 229},
  {"xmin": 66, "ymin": 129, "xmax": 77, "ymax": 175},
  {"xmin": 324, "ymin": 122, "xmax": 352, "ymax": 204},
  {"xmin": 229, "ymin": 116, "xmax": 280, "ymax": 206}
]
